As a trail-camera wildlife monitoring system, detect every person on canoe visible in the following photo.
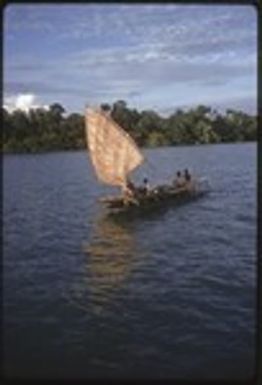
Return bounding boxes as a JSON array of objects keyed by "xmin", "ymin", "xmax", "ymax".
[
  {"xmin": 136, "ymin": 177, "xmax": 151, "ymax": 197},
  {"xmin": 174, "ymin": 171, "xmax": 186, "ymax": 188},
  {"xmin": 183, "ymin": 169, "xmax": 196, "ymax": 192},
  {"xmin": 122, "ymin": 178, "xmax": 139, "ymax": 206},
  {"xmin": 184, "ymin": 169, "xmax": 191, "ymax": 182},
  {"xmin": 142, "ymin": 178, "xmax": 150, "ymax": 195}
]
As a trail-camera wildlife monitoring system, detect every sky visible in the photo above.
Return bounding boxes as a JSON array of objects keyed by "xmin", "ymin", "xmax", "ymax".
[{"xmin": 3, "ymin": 3, "xmax": 257, "ymax": 115}]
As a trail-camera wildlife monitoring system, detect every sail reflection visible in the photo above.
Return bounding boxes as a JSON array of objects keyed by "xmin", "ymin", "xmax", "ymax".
[{"xmin": 83, "ymin": 215, "xmax": 136, "ymax": 313}]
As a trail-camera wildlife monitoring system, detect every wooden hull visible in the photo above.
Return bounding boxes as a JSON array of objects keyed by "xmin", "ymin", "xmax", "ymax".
[{"xmin": 101, "ymin": 184, "xmax": 208, "ymax": 218}]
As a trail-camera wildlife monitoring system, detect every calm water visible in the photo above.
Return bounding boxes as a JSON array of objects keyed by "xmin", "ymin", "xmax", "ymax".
[{"xmin": 3, "ymin": 143, "xmax": 257, "ymax": 380}]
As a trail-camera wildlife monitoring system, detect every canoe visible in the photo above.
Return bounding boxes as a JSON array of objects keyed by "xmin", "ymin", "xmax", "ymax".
[
  {"xmin": 85, "ymin": 109, "xmax": 210, "ymax": 220},
  {"xmin": 101, "ymin": 182, "xmax": 209, "ymax": 217}
]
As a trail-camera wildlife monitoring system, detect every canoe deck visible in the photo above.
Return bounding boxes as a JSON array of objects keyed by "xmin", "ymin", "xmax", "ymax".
[{"xmin": 100, "ymin": 182, "xmax": 209, "ymax": 217}]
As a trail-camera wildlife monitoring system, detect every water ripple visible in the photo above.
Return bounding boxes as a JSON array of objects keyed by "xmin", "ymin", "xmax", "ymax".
[{"xmin": 3, "ymin": 144, "xmax": 256, "ymax": 379}]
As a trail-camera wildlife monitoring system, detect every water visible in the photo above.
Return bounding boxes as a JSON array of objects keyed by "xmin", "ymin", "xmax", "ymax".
[{"xmin": 3, "ymin": 143, "xmax": 257, "ymax": 380}]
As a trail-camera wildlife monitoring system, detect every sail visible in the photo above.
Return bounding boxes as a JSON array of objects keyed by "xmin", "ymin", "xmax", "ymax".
[{"xmin": 85, "ymin": 108, "xmax": 144, "ymax": 186}]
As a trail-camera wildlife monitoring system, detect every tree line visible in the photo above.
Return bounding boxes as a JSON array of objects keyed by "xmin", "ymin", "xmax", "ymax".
[{"xmin": 2, "ymin": 100, "xmax": 257, "ymax": 153}]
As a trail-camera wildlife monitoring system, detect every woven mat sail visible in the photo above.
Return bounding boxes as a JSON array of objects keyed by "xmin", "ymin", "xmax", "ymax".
[{"xmin": 85, "ymin": 108, "xmax": 144, "ymax": 186}]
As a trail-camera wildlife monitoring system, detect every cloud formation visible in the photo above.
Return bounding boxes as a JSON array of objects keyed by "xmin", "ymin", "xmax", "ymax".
[
  {"xmin": 4, "ymin": 93, "xmax": 49, "ymax": 112},
  {"xmin": 4, "ymin": 4, "xmax": 257, "ymax": 114}
]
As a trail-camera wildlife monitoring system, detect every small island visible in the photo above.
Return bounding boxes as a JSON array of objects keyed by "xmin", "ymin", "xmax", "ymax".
[{"xmin": 2, "ymin": 100, "xmax": 257, "ymax": 153}]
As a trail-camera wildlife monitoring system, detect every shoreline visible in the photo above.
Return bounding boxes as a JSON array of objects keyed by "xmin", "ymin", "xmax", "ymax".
[{"xmin": 2, "ymin": 141, "xmax": 256, "ymax": 155}]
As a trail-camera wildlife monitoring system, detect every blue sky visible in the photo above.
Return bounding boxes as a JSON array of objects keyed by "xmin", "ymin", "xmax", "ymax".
[{"xmin": 3, "ymin": 3, "xmax": 257, "ymax": 115}]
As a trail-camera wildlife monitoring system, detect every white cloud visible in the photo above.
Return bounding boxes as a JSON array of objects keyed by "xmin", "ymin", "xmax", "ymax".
[{"xmin": 4, "ymin": 93, "xmax": 49, "ymax": 112}]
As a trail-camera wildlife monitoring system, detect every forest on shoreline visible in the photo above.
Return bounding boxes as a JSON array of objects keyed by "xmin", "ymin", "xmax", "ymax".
[{"xmin": 2, "ymin": 100, "xmax": 257, "ymax": 153}]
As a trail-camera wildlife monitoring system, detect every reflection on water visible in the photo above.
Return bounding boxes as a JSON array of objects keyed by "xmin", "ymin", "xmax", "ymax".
[
  {"xmin": 77, "ymin": 215, "xmax": 137, "ymax": 313},
  {"xmin": 4, "ymin": 145, "xmax": 256, "ymax": 378}
]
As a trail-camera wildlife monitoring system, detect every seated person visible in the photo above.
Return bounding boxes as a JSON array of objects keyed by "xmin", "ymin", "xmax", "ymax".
[
  {"xmin": 137, "ymin": 177, "xmax": 150, "ymax": 196},
  {"xmin": 174, "ymin": 171, "xmax": 186, "ymax": 188},
  {"xmin": 142, "ymin": 178, "xmax": 150, "ymax": 195},
  {"xmin": 122, "ymin": 178, "xmax": 139, "ymax": 205},
  {"xmin": 183, "ymin": 169, "xmax": 196, "ymax": 192},
  {"xmin": 184, "ymin": 169, "xmax": 191, "ymax": 182}
]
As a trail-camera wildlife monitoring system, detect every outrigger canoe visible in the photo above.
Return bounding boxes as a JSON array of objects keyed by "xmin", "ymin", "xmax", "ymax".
[
  {"xmin": 85, "ymin": 107, "xmax": 209, "ymax": 217},
  {"xmin": 100, "ymin": 182, "xmax": 208, "ymax": 217}
]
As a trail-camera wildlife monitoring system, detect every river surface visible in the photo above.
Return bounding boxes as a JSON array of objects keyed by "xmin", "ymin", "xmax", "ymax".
[{"xmin": 3, "ymin": 143, "xmax": 257, "ymax": 380}]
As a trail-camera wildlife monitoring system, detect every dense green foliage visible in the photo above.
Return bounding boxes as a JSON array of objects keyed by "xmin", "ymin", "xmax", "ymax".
[{"xmin": 2, "ymin": 100, "xmax": 257, "ymax": 153}]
